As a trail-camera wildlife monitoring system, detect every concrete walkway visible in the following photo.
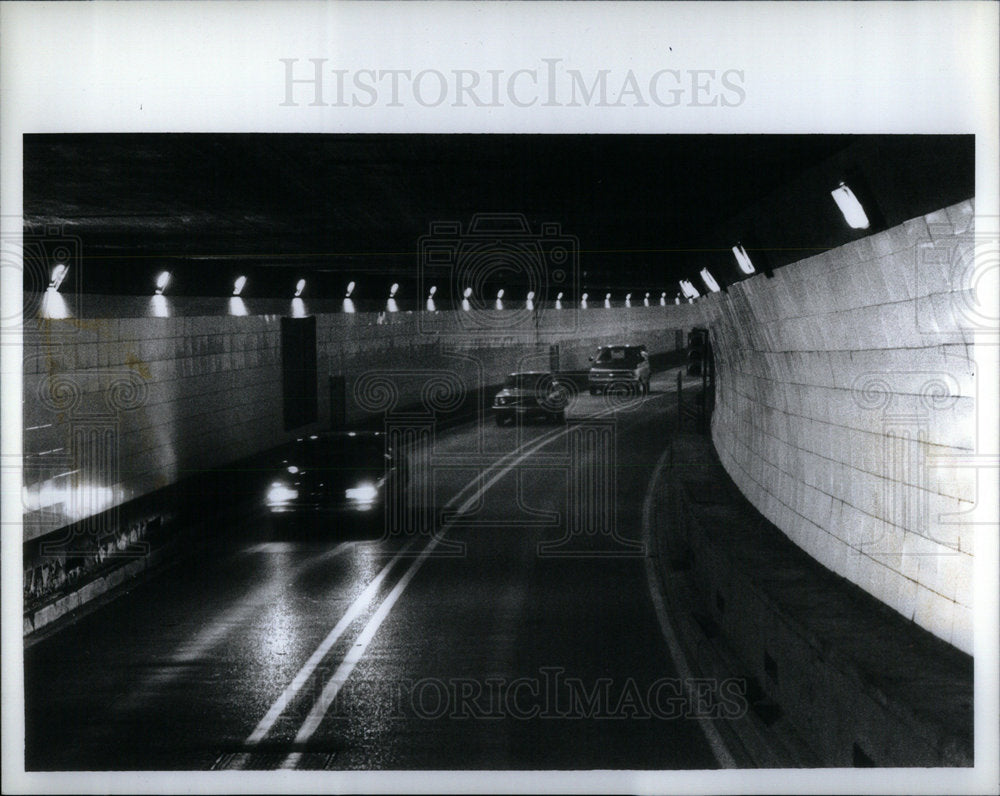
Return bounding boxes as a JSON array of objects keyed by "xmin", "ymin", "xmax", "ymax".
[{"xmin": 649, "ymin": 431, "xmax": 973, "ymax": 767}]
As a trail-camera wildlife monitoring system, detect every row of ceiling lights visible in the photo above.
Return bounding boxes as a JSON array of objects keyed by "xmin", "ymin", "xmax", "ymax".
[{"xmin": 45, "ymin": 181, "xmax": 872, "ymax": 304}]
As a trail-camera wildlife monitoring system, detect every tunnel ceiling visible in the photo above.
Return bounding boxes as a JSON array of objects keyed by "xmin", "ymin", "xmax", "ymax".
[{"xmin": 22, "ymin": 133, "xmax": 883, "ymax": 296}]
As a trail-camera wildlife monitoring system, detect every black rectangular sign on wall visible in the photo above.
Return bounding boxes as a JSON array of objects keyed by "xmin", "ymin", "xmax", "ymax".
[{"xmin": 280, "ymin": 316, "xmax": 318, "ymax": 430}]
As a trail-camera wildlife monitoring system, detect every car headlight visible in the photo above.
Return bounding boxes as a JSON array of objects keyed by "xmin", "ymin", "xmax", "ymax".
[
  {"xmin": 266, "ymin": 481, "xmax": 298, "ymax": 506},
  {"xmin": 345, "ymin": 483, "xmax": 378, "ymax": 503},
  {"xmin": 496, "ymin": 396, "xmax": 507, "ymax": 406}
]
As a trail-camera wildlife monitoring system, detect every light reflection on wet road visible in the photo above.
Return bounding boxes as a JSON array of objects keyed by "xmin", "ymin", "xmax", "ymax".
[{"xmin": 25, "ymin": 371, "xmax": 720, "ymax": 770}]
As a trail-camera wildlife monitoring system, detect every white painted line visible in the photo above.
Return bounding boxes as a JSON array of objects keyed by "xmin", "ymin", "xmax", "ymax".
[
  {"xmin": 242, "ymin": 540, "xmax": 415, "ymax": 748},
  {"xmin": 641, "ymin": 446, "xmax": 737, "ymax": 769},
  {"xmin": 281, "ymin": 531, "xmax": 444, "ymax": 764},
  {"xmin": 277, "ymin": 409, "xmax": 642, "ymax": 767},
  {"xmin": 258, "ymin": 393, "xmax": 679, "ymax": 765}
]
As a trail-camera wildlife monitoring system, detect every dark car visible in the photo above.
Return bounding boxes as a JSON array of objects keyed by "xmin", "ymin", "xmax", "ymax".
[
  {"xmin": 587, "ymin": 344, "xmax": 650, "ymax": 395},
  {"xmin": 263, "ymin": 431, "xmax": 406, "ymax": 535},
  {"xmin": 492, "ymin": 372, "xmax": 571, "ymax": 426}
]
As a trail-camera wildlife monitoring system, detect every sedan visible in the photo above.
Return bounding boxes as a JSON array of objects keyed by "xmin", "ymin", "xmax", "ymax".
[
  {"xmin": 263, "ymin": 431, "xmax": 406, "ymax": 536},
  {"xmin": 492, "ymin": 372, "xmax": 571, "ymax": 426}
]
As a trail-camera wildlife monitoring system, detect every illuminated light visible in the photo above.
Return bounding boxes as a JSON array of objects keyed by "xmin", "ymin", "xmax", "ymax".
[
  {"xmin": 387, "ymin": 297, "xmax": 399, "ymax": 313},
  {"xmin": 644, "ymin": 292, "xmax": 650, "ymax": 307},
  {"xmin": 496, "ymin": 289, "xmax": 504, "ymax": 299},
  {"xmin": 699, "ymin": 268, "xmax": 722, "ymax": 293},
  {"xmin": 347, "ymin": 431, "xmax": 357, "ymax": 437},
  {"xmin": 461, "ymin": 299, "xmax": 471, "ymax": 311},
  {"xmin": 229, "ymin": 296, "xmax": 248, "ymax": 316},
  {"xmin": 291, "ymin": 297, "xmax": 306, "ymax": 317},
  {"xmin": 49, "ymin": 263, "xmax": 69, "ymax": 291},
  {"xmin": 266, "ymin": 482, "xmax": 299, "ymax": 506},
  {"xmin": 40, "ymin": 288, "xmax": 70, "ymax": 319},
  {"xmin": 346, "ymin": 280, "xmax": 356, "ymax": 297},
  {"xmin": 428, "ymin": 285, "xmax": 437, "ymax": 298},
  {"xmin": 625, "ymin": 293, "xmax": 632, "ymax": 307},
  {"xmin": 295, "ymin": 278, "xmax": 306, "ymax": 297},
  {"xmin": 23, "ymin": 481, "xmax": 117, "ymax": 520},
  {"xmin": 831, "ymin": 182, "xmax": 871, "ymax": 229},
  {"xmin": 151, "ymin": 294, "xmax": 169, "ymax": 318},
  {"xmin": 389, "ymin": 282, "xmax": 399, "ymax": 298},
  {"xmin": 527, "ymin": 291, "xmax": 535, "ymax": 301},
  {"xmin": 287, "ymin": 465, "xmax": 299, "ymax": 474},
  {"xmin": 233, "ymin": 275, "xmax": 247, "ymax": 296},
  {"xmin": 675, "ymin": 294, "xmax": 681, "ymax": 305},
  {"xmin": 426, "ymin": 298, "xmax": 437, "ymax": 312},
  {"xmin": 309, "ymin": 435, "xmax": 318, "ymax": 440},
  {"xmin": 463, "ymin": 287, "xmax": 473, "ymax": 299},
  {"xmin": 604, "ymin": 293, "xmax": 611, "ymax": 308},
  {"xmin": 732, "ymin": 244, "xmax": 756, "ymax": 274},
  {"xmin": 345, "ymin": 483, "xmax": 378, "ymax": 503},
  {"xmin": 343, "ymin": 297, "xmax": 356, "ymax": 314},
  {"xmin": 680, "ymin": 280, "xmax": 701, "ymax": 300},
  {"xmin": 155, "ymin": 271, "xmax": 171, "ymax": 295},
  {"xmin": 495, "ymin": 298, "xmax": 504, "ymax": 310}
]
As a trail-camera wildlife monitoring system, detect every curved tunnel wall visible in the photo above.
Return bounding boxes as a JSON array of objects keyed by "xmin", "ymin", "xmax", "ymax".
[{"xmin": 701, "ymin": 200, "xmax": 977, "ymax": 653}]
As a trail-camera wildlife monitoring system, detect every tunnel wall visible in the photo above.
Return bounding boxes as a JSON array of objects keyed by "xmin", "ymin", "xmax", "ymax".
[
  {"xmin": 23, "ymin": 303, "xmax": 689, "ymax": 542},
  {"xmin": 700, "ymin": 200, "xmax": 977, "ymax": 653}
]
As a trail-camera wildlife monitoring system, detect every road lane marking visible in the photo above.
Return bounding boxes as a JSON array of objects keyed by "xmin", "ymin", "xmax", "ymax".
[
  {"xmin": 280, "ymin": 531, "xmax": 444, "ymax": 768},
  {"xmin": 276, "ymin": 403, "xmax": 659, "ymax": 767},
  {"xmin": 243, "ymin": 540, "xmax": 416, "ymax": 747},
  {"xmin": 641, "ymin": 447, "xmax": 737, "ymax": 768},
  {"xmin": 242, "ymin": 431, "xmax": 566, "ymax": 762},
  {"xmin": 256, "ymin": 380, "xmax": 682, "ymax": 765}
]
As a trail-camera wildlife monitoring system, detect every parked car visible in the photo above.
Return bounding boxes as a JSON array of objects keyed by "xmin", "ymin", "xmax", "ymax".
[
  {"xmin": 492, "ymin": 372, "xmax": 570, "ymax": 426},
  {"xmin": 587, "ymin": 344, "xmax": 650, "ymax": 395},
  {"xmin": 263, "ymin": 431, "xmax": 406, "ymax": 535}
]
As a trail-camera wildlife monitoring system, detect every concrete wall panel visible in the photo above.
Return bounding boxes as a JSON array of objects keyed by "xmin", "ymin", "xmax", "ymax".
[{"xmin": 701, "ymin": 202, "xmax": 978, "ymax": 653}]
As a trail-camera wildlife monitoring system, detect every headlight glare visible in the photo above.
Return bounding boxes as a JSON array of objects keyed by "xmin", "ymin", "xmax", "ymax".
[
  {"xmin": 266, "ymin": 482, "xmax": 298, "ymax": 505},
  {"xmin": 345, "ymin": 483, "xmax": 378, "ymax": 503}
]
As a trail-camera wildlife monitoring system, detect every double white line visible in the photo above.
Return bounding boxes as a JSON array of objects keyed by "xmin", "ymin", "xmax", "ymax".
[{"xmin": 239, "ymin": 418, "xmax": 582, "ymax": 768}]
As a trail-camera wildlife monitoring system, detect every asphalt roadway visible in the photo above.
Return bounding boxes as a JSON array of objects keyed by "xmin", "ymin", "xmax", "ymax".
[{"xmin": 24, "ymin": 369, "xmax": 725, "ymax": 771}]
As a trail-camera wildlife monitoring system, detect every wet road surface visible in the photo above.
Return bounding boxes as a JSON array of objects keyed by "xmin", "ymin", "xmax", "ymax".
[{"xmin": 25, "ymin": 370, "xmax": 721, "ymax": 770}]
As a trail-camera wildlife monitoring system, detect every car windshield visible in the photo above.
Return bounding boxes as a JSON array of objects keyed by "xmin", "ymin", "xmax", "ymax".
[
  {"xmin": 291, "ymin": 435, "xmax": 386, "ymax": 472},
  {"xmin": 504, "ymin": 373, "xmax": 549, "ymax": 390},
  {"xmin": 594, "ymin": 347, "xmax": 643, "ymax": 367}
]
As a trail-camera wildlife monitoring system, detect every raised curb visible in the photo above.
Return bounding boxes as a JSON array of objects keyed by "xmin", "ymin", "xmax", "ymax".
[{"xmin": 651, "ymin": 433, "xmax": 973, "ymax": 767}]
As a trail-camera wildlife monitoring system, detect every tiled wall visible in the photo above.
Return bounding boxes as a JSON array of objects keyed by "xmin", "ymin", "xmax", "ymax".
[
  {"xmin": 701, "ymin": 200, "xmax": 977, "ymax": 653},
  {"xmin": 23, "ymin": 303, "xmax": 688, "ymax": 542}
]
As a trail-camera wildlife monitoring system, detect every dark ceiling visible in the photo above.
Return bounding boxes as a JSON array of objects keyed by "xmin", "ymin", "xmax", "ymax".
[{"xmin": 22, "ymin": 133, "xmax": 895, "ymax": 298}]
